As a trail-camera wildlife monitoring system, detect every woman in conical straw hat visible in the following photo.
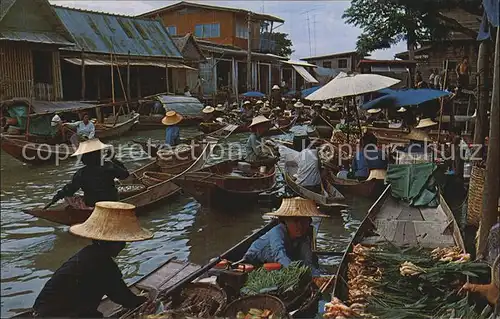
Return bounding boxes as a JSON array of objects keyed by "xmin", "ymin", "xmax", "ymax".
[
  {"xmin": 245, "ymin": 115, "xmax": 273, "ymax": 162},
  {"xmin": 50, "ymin": 139, "xmax": 129, "ymax": 210},
  {"xmin": 202, "ymin": 105, "xmax": 215, "ymax": 123},
  {"xmin": 243, "ymin": 197, "xmax": 327, "ymax": 275},
  {"xmin": 163, "ymin": 110, "xmax": 183, "ymax": 146},
  {"xmin": 33, "ymin": 202, "xmax": 152, "ymax": 317}
]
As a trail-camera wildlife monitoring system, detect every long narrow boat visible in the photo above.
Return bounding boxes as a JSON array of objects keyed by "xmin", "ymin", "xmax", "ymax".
[
  {"xmin": 331, "ymin": 184, "xmax": 466, "ymax": 315},
  {"xmin": 12, "ymin": 221, "xmax": 277, "ymax": 318},
  {"xmin": 1, "ymin": 113, "xmax": 139, "ymax": 165},
  {"xmin": 325, "ymin": 172, "xmax": 385, "ymax": 198},
  {"xmin": 199, "ymin": 116, "xmax": 297, "ymax": 136},
  {"xmin": 22, "ymin": 143, "xmax": 212, "ymax": 226},
  {"xmin": 145, "ymin": 160, "xmax": 277, "ymax": 209}
]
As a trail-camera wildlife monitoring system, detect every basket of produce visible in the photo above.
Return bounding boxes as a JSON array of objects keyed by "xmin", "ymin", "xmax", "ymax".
[
  {"xmin": 117, "ymin": 184, "xmax": 146, "ymax": 198},
  {"xmin": 467, "ymin": 165, "xmax": 485, "ymax": 226},
  {"xmin": 240, "ymin": 261, "xmax": 312, "ymax": 306},
  {"xmin": 223, "ymin": 295, "xmax": 289, "ymax": 319},
  {"xmin": 140, "ymin": 283, "xmax": 227, "ymax": 318}
]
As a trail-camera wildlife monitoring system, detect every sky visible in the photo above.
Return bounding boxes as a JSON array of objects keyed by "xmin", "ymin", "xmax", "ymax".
[{"xmin": 48, "ymin": 0, "xmax": 408, "ymax": 60}]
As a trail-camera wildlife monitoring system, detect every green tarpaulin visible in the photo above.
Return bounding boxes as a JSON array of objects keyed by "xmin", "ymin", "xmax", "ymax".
[{"xmin": 386, "ymin": 162, "xmax": 439, "ymax": 207}]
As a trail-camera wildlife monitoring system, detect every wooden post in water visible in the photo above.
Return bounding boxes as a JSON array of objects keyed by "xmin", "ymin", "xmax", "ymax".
[
  {"xmin": 80, "ymin": 48, "xmax": 85, "ymax": 100},
  {"xmin": 477, "ymin": 26, "xmax": 500, "ymax": 258},
  {"xmin": 165, "ymin": 57, "xmax": 169, "ymax": 93},
  {"xmin": 246, "ymin": 12, "xmax": 252, "ymax": 92}
]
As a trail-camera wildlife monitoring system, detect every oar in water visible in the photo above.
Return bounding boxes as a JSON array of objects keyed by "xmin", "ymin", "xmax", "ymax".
[{"xmin": 43, "ymin": 200, "xmax": 57, "ymax": 210}]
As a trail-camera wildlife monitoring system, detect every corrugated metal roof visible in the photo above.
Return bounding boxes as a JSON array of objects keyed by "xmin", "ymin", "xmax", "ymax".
[
  {"xmin": 0, "ymin": 30, "xmax": 74, "ymax": 46},
  {"xmin": 53, "ymin": 6, "xmax": 182, "ymax": 58},
  {"xmin": 63, "ymin": 57, "xmax": 196, "ymax": 69}
]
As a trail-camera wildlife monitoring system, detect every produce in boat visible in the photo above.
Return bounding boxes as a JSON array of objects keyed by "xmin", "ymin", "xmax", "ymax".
[{"xmin": 236, "ymin": 308, "xmax": 276, "ymax": 319}]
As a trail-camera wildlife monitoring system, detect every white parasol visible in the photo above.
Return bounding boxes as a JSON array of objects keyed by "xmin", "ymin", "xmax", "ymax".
[{"xmin": 306, "ymin": 72, "xmax": 401, "ymax": 100}]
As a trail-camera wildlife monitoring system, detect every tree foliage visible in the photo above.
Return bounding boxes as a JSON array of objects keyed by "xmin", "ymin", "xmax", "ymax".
[
  {"xmin": 273, "ymin": 32, "xmax": 294, "ymax": 57},
  {"xmin": 342, "ymin": 0, "xmax": 481, "ymax": 55}
]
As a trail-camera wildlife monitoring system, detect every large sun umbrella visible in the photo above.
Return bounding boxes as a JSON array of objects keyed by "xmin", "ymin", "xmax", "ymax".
[
  {"xmin": 306, "ymin": 72, "xmax": 401, "ymax": 100},
  {"xmin": 243, "ymin": 91, "xmax": 265, "ymax": 98},
  {"xmin": 360, "ymin": 88, "xmax": 452, "ymax": 110},
  {"xmin": 301, "ymin": 86, "xmax": 321, "ymax": 98}
]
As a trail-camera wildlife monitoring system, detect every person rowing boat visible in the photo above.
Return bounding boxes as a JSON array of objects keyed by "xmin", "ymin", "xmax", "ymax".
[
  {"xmin": 32, "ymin": 202, "xmax": 152, "ymax": 317},
  {"xmin": 163, "ymin": 111, "xmax": 183, "ymax": 147},
  {"xmin": 245, "ymin": 115, "xmax": 274, "ymax": 163},
  {"xmin": 242, "ymin": 197, "xmax": 328, "ymax": 275},
  {"xmin": 50, "ymin": 139, "xmax": 129, "ymax": 210}
]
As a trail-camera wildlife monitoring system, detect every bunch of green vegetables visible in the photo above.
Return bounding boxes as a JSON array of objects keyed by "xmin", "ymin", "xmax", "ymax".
[
  {"xmin": 240, "ymin": 262, "xmax": 311, "ymax": 297},
  {"xmin": 362, "ymin": 245, "xmax": 490, "ymax": 319}
]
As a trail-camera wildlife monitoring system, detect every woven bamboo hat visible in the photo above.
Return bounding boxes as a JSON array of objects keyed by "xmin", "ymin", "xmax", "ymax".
[
  {"xmin": 259, "ymin": 106, "xmax": 271, "ymax": 115},
  {"xmin": 367, "ymin": 108, "xmax": 382, "ymax": 114},
  {"xmin": 415, "ymin": 118, "xmax": 438, "ymax": 129},
  {"xmin": 292, "ymin": 98, "xmax": 297, "ymax": 102},
  {"xmin": 232, "ymin": 101, "xmax": 238, "ymax": 107},
  {"xmin": 244, "ymin": 100, "xmax": 251, "ymax": 105},
  {"xmin": 406, "ymin": 128, "xmax": 430, "ymax": 141},
  {"xmin": 284, "ymin": 110, "xmax": 292, "ymax": 117},
  {"xmin": 162, "ymin": 111, "xmax": 183, "ymax": 126},
  {"xmin": 294, "ymin": 101, "xmax": 304, "ymax": 108},
  {"xmin": 272, "ymin": 84, "xmax": 280, "ymax": 90},
  {"xmin": 215, "ymin": 104, "xmax": 225, "ymax": 112},
  {"xmin": 256, "ymin": 100, "xmax": 264, "ymax": 105},
  {"xmin": 72, "ymin": 138, "xmax": 111, "ymax": 157},
  {"xmin": 313, "ymin": 102, "xmax": 321, "ymax": 108},
  {"xmin": 396, "ymin": 107, "xmax": 407, "ymax": 113},
  {"xmin": 266, "ymin": 197, "xmax": 328, "ymax": 218},
  {"xmin": 202, "ymin": 106, "xmax": 215, "ymax": 114},
  {"xmin": 248, "ymin": 115, "xmax": 271, "ymax": 127},
  {"xmin": 69, "ymin": 202, "xmax": 152, "ymax": 242}
]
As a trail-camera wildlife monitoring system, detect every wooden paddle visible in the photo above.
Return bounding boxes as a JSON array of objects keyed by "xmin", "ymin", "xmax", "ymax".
[{"xmin": 43, "ymin": 200, "xmax": 56, "ymax": 210}]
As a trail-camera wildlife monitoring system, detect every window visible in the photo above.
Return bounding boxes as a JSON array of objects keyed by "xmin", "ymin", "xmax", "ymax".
[
  {"xmin": 236, "ymin": 23, "xmax": 248, "ymax": 39},
  {"xmin": 166, "ymin": 25, "xmax": 177, "ymax": 36},
  {"xmin": 322, "ymin": 61, "xmax": 332, "ymax": 68},
  {"xmin": 338, "ymin": 59, "xmax": 348, "ymax": 69},
  {"xmin": 194, "ymin": 23, "xmax": 220, "ymax": 38}
]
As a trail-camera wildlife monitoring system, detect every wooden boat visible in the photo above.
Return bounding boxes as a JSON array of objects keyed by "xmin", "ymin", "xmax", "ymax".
[
  {"xmin": 21, "ymin": 143, "xmax": 213, "ymax": 225},
  {"xmin": 325, "ymin": 171, "xmax": 385, "ymax": 198},
  {"xmin": 199, "ymin": 116, "xmax": 297, "ymax": 136},
  {"xmin": 1, "ymin": 113, "xmax": 140, "ymax": 165},
  {"xmin": 332, "ymin": 184, "xmax": 466, "ymax": 309},
  {"xmin": 144, "ymin": 160, "xmax": 277, "ymax": 209},
  {"xmin": 12, "ymin": 221, "xmax": 277, "ymax": 318}
]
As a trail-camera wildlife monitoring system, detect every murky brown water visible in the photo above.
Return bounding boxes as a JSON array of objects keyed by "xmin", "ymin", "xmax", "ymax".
[{"xmin": 0, "ymin": 126, "xmax": 373, "ymax": 317}]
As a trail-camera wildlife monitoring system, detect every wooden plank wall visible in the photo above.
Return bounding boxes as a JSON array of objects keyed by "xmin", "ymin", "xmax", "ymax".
[
  {"xmin": 52, "ymin": 50, "xmax": 63, "ymax": 100},
  {"xmin": 0, "ymin": 42, "xmax": 33, "ymax": 100}
]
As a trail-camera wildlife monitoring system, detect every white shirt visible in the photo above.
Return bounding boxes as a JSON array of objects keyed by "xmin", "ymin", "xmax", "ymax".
[
  {"xmin": 184, "ymin": 91, "xmax": 192, "ymax": 97},
  {"xmin": 68, "ymin": 121, "xmax": 95, "ymax": 138},
  {"xmin": 295, "ymin": 149, "xmax": 321, "ymax": 187}
]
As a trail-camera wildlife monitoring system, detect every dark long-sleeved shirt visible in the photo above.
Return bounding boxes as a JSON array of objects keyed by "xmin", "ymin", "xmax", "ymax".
[
  {"xmin": 56, "ymin": 160, "xmax": 129, "ymax": 206},
  {"xmin": 33, "ymin": 244, "xmax": 146, "ymax": 317}
]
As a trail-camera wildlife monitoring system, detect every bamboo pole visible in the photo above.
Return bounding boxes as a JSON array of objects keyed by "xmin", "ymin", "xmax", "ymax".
[
  {"xmin": 80, "ymin": 48, "xmax": 85, "ymax": 100},
  {"xmin": 477, "ymin": 26, "xmax": 500, "ymax": 258},
  {"xmin": 437, "ymin": 60, "xmax": 449, "ymax": 143},
  {"xmin": 165, "ymin": 57, "xmax": 169, "ymax": 93}
]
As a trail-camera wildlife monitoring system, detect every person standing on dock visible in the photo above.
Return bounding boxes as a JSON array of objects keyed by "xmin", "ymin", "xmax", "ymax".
[
  {"xmin": 245, "ymin": 115, "xmax": 273, "ymax": 162},
  {"xmin": 50, "ymin": 139, "xmax": 129, "ymax": 210},
  {"xmin": 243, "ymin": 197, "xmax": 327, "ymax": 275},
  {"xmin": 64, "ymin": 112, "xmax": 96, "ymax": 147},
  {"xmin": 162, "ymin": 111, "xmax": 183, "ymax": 147},
  {"xmin": 32, "ymin": 202, "xmax": 152, "ymax": 317}
]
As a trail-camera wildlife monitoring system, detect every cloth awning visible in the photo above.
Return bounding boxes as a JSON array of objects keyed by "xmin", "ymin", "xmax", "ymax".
[
  {"xmin": 292, "ymin": 65, "xmax": 319, "ymax": 84},
  {"xmin": 63, "ymin": 58, "xmax": 197, "ymax": 70}
]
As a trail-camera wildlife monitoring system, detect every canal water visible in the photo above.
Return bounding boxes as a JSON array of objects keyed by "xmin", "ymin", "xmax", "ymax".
[{"xmin": 0, "ymin": 127, "xmax": 373, "ymax": 317}]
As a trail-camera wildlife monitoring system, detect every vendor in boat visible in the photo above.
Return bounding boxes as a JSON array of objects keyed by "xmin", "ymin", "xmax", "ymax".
[
  {"xmin": 294, "ymin": 138, "xmax": 323, "ymax": 193},
  {"xmin": 215, "ymin": 104, "xmax": 226, "ymax": 116},
  {"xmin": 259, "ymin": 105, "xmax": 272, "ymax": 118},
  {"xmin": 365, "ymin": 108, "xmax": 387, "ymax": 125},
  {"xmin": 294, "ymin": 101, "xmax": 304, "ymax": 119},
  {"xmin": 64, "ymin": 112, "xmax": 96, "ymax": 147},
  {"xmin": 50, "ymin": 139, "xmax": 129, "ymax": 209},
  {"xmin": 163, "ymin": 111, "xmax": 183, "ymax": 146},
  {"xmin": 403, "ymin": 118, "xmax": 438, "ymax": 153},
  {"xmin": 32, "ymin": 202, "xmax": 152, "ymax": 317},
  {"xmin": 241, "ymin": 100, "xmax": 254, "ymax": 123},
  {"xmin": 202, "ymin": 106, "xmax": 216, "ymax": 123},
  {"xmin": 243, "ymin": 197, "xmax": 327, "ymax": 275},
  {"xmin": 352, "ymin": 132, "xmax": 388, "ymax": 181},
  {"xmin": 270, "ymin": 84, "xmax": 282, "ymax": 107},
  {"xmin": 311, "ymin": 104, "xmax": 331, "ymax": 127},
  {"xmin": 245, "ymin": 115, "xmax": 274, "ymax": 162}
]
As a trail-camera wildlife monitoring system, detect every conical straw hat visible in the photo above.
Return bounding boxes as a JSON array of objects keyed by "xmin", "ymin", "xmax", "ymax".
[
  {"xmin": 244, "ymin": 100, "xmax": 251, "ymax": 105},
  {"xmin": 406, "ymin": 128, "xmax": 430, "ymax": 141},
  {"xmin": 202, "ymin": 106, "xmax": 215, "ymax": 114},
  {"xmin": 367, "ymin": 169, "xmax": 387, "ymax": 181},
  {"xmin": 294, "ymin": 101, "xmax": 304, "ymax": 108},
  {"xmin": 72, "ymin": 138, "xmax": 111, "ymax": 157},
  {"xmin": 259, "ymin": 106, "xmax": 271, "ymax": 115},
  {"xmin": 248, "ymin": 115, "xmax": 271, "ymax": 127},
  {"xmin": 256, "ymin": 100, "xmax": 264, "ymax": 105},
  {"xmin": 266, "ymin": 197, "xmax": 328, "ymax": 218},
  {"xmin": 272, "ymin": 84, "xmax": 280, "ymax": 90},
  {"xmin": 162, "ymin": 110, "xmax": 183, "ymax": 126},
  {"xmin": 70, "ymin": 201, "xmax": 152, "ymax": 242},
  {"xmin": 367, "ymin": 108, "xmax": 382, "ymax": 114},
  {"xmin": 415, "ymin": 118, "xmax": 438, "ymax": 129},
  {"xmin": 397, "ymin": 107, "xmax": 407, "ymax": 113}
]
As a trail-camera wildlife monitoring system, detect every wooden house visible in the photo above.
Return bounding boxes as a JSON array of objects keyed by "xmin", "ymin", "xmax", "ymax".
[
  {"xmin": 357, "ymin": 59, "xmax": 417, "ymax": 88},
  {"xmin": 301, "ymin": 51, "xmax": 364, "ymax": 73},
  {"xmin": 395, "ymin": 8, "xmax": 482, "ymax": 88},
  {"xmin": 52, "ymin": 5, "xmax": 193, "ymax": 101},
  {"xmin": 172, "ymin": 33, "xmax": 205, "ymax": 95},
  {"xmin": 137, "ymin": 1, "xmax": 284, "ymax": 54},
  {"xmin": 0, "ymin": 0, "xmax": 74, "ymax": 101}
]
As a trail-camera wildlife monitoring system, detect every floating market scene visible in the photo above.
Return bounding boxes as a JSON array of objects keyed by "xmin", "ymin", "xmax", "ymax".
[{"xmin": 1, "ymin": 0, "xmax": 500, "ymax": 318}]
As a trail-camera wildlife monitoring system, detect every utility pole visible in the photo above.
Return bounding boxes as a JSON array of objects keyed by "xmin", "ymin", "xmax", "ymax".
[{"xmin": 246, "ymin": 12, "xmax": 252, "ymax": 92}]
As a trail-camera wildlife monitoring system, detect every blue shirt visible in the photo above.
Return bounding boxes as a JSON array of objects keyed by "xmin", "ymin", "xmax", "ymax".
[
  {"xmin": 165, "ymin": 126, "xmax": 180, "ymax": 146},
  {"xmin": 244, "ymin": 223, "xmax": 319, "ymax": 274},
  {"xmin": 352, "ymin": 148, "xmax": 387, "ymax": 178}
]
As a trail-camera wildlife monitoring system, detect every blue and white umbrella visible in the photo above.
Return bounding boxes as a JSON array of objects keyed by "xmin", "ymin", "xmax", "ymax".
[
  {"xmin": 361, "ymin": 88, "xmax": 452, "ymax": 110},
  {"xmin": 242, "ymin": 91, "xmax": 265, "ymax": 98}
]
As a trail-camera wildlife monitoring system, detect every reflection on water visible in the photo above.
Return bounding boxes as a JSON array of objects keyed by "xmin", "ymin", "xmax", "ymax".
[{"xmin": 0, "ymin": 127, "xmax": 373, "ymax": 317}]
